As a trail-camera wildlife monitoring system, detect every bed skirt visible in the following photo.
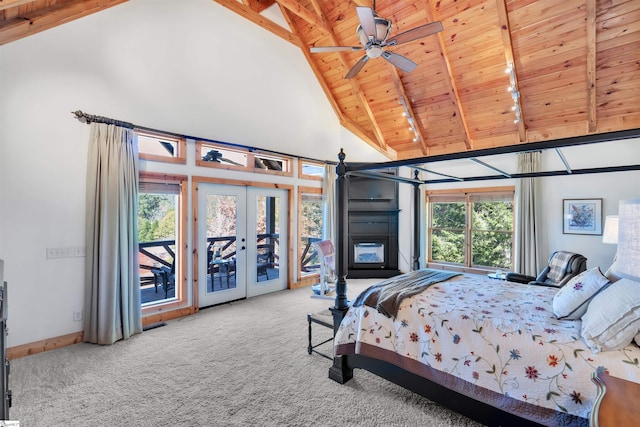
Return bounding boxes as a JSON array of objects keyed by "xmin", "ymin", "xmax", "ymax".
[{"xmin": 336, "ymin": 342, "xmax": 588, "ymax": 427}]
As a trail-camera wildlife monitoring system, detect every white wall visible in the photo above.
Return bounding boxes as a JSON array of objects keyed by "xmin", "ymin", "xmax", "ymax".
[{"xmin": 0, "ymin": 0, "xmax": 386, "ymax": 348}]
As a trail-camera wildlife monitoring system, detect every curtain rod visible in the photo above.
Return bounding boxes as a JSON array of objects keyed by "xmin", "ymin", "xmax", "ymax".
[{"xmin": 71, "ymin": 110, "xmax": 335, "ymax": 165}]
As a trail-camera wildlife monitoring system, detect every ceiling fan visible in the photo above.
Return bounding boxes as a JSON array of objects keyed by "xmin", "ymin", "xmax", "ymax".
[{"xmin": 310, "ymin": 2, "xmax": 443, "ymax": 79}]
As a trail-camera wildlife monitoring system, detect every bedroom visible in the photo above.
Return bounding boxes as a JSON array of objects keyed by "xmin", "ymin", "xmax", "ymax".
[{"xmin": 0, "ymin": 0, "xmax": 639, "ymax": 425}]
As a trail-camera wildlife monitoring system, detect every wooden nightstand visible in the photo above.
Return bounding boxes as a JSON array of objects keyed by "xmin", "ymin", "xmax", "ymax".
[{"xmin": 590, "ymin": 369, "xmax": 640, "ymax": 426}]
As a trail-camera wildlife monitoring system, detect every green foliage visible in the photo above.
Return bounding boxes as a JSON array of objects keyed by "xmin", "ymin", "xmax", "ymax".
[
  {"xmin": 138, "ymin": 193, "xmax": 176, "ymax": 243},
  {"xmin": 430, "ymin": 200, "xmax": 513, "ymax": 268}
]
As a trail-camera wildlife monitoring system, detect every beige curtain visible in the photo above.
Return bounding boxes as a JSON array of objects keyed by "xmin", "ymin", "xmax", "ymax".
[
  {"xmin": 322, "ymin": 164, "xmax": 337, "ymax": 245},
  {"xmin": 514, "ymin": 151, "xmax": 541, "ymax": 276},
  {"xmin": 84, "ymin": 123, "xmax": 142, "ymax": 345}
]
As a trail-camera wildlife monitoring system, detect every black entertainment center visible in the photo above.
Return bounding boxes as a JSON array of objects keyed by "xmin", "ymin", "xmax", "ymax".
[{"xmin": 347, "ymin": 169, "xmax": 400, "ymax": 278}]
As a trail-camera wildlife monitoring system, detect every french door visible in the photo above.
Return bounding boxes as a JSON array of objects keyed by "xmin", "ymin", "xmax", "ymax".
[{"xmin": 197, "ymin": 184, "xmax": 287, "ymax": 308}]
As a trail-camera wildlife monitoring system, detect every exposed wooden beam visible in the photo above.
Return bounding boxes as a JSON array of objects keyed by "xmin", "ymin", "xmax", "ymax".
[
  {"xmin": 387, "ymin": 63, "xmax": 429, "ymax": 155},
  {"xmin": 586, "ymin": 0, "xmax": 597, "ymax": 133},
  {"xmin": 301, "ymin": 0, "xmax": 388, "ymax": 152},
  {"xmin": 496, "ymin": 0, "xmax": 527, "ymax": 142},
  {"xmin": 0, "ymin": 0, "xmax": 34, "ymax": 11},
  {"xmin": 212, "ymin": 0, "xmax": 300, "ymax": 46},
  {"xmin": 0, "ymin": 0, "xmax": 128, "ymax": 46},
  {"xmin": 340, "ymin": 117, "xmax": 398, "ymax": 159},
  {"xmin": 243, "ymin": 0, "xmax": 277, "ymax": 14},
  {"xmin": 274, "ymin": 0, "xmax": 331, "ymax": 34},
  {"xmin": 425, "ymin": 1, "xmax": 472, "ymax": 150}
]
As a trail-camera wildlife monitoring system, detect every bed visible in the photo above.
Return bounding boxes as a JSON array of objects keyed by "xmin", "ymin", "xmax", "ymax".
[{"xmin": 327, "ymin": 150, "xmax": 640, "ymax": 426}]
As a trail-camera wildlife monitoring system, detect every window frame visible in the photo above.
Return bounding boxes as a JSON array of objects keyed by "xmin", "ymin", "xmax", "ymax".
[
  {"xmin": 196, "ymin": 140, "xmax": 293, "ymax": 177},
  {"xmin": 139, "ymin": 171, "xmax": 189, "ymax": 322},
  {"xmin": 297, "ymin": 186, "xmax": 323, "ymax": 287},
  {"xmin": 426, "ymin": 186, "xmax": 515, "ymax": 272},
  {"xmin": 137, "ymin": 130, "xmax": 186, "ymax": 164},
  {"xmin": 298, "ymin": 160, "xmax": 325, "ymax": 181}
]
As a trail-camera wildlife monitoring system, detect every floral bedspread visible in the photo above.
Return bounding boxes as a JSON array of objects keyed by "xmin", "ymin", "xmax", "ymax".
[{"xmin": 335, "ymin": 273, "xmax": 640, "ymax": 424}]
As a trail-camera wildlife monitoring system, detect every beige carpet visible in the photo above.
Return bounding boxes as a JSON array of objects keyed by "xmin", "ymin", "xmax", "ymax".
[{"xmin": 10, "ymin": 280, "xmax": 483, "ymax": 426}]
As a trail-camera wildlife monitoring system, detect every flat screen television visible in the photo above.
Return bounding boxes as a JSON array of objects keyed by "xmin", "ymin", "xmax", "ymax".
[{"xmin": 348, "ymin": 170, "xmax": 397, "ymax": 201}]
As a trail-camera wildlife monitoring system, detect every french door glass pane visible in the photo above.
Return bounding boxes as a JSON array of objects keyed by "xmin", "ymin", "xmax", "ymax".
[
  {"xmin": 256, "ymin": 195, "xmax": 280, "ymax": 282},
  {"xmin": 206, "ymin": 194, "xmax": 238, "ymax": 293}
]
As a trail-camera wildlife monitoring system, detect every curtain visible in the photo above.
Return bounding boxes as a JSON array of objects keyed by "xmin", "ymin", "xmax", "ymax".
[
  {"xmin": 84, "ymin": 123, "xmax": 143, "ymax": 345},
  {"xmin": 514, "ymin": 151, "xmax": 541, "ymax": 276},
  {"xmin": 322, "ymin": 164, "xmax": 336, "ymax": 245}
]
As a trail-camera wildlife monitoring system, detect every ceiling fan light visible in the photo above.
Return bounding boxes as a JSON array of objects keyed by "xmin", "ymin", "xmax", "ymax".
[
  {"xmin": 356, "ymin": 26, "xmax": 369, "ymax": 46},
  {"xmin": 374, "ymin": 18, "xmax": 391, "ymax": 41}
]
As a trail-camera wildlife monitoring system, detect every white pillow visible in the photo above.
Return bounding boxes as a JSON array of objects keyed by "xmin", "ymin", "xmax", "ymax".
[
  {"xmin": 552, "ymin": 267, "xmax": 610, "ymax": 320},
  {"xmin": 605, "ymin": 260, "xmax": 623, "ymax": 283},
  {"xmin": 581, "ymin": 278, "xmax": 640, "ymax": 352}
]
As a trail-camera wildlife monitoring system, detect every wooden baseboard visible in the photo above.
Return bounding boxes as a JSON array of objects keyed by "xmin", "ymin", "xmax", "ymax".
[
  {"xmin": 7, "ymin": 331, "xmax": 84, "ymax": 360},
  {"xmin": 7, "ymin": 307, "xmax": 196, "ymax": 360},
  {"xmin": 142, "ymin": 306, "xmax": 195, "ymax": 325}
]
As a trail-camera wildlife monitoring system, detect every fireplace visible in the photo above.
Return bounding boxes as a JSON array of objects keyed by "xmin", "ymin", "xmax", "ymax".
[
  {"xmin": 347, "ymin": 212, "xmax": 399, "ymax": 278},
  {"xmin": 353, "ymin": 240, "xmax": 385, "ymax": 268},
  {"xmin": 346, "ymin": 168, "xmax": 400, "ymax": 278}
]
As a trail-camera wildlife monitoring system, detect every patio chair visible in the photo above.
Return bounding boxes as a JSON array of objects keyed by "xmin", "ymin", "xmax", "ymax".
[
  {"xmin": 312, "ymin": 240, "xmax": 335, "ymax": 299},
  {"xmin": 151, "ymin": 262, "xmax": 175, "ymax": 299}
]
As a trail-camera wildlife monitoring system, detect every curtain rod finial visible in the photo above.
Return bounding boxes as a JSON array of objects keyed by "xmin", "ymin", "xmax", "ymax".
[{"xmin": 72, "ymin": 110, "xmax": 88, "ymax": 123}]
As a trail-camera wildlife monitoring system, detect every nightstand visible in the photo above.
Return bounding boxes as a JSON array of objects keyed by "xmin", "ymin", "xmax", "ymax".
[{"xmin": 590, "ymin": 369, "xmax": 640, "ymax": 426}]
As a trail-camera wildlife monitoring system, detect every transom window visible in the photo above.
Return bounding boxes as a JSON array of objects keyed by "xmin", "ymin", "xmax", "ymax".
[
  {"xmin": 427, "ymin": 188, "xmax": 514, "ymax": 270},
  {"xmin": 196, "ymin": 141, "xmax": 292, "ymax": 176},
  {"xmin": 137, "ymin": 131, "xmax": 186, "ymax": 164}
]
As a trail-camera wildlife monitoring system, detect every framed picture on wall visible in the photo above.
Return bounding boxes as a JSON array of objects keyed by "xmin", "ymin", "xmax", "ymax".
[{"xmin": 563, "ymin": 198, "xmax": 603, "ymax": 235}]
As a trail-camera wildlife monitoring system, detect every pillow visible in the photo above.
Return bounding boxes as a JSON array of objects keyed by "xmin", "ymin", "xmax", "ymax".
[
  {"xmin": 581, "ymin": 278, "xmax": 640, "ymax": 352},
  {"xmin": 552, "ymin": 267, "xmax": 610, "ymax": 320},
  {"xmin": 604, "ymin": 260, "xmax": 623, "ymax": 283}
]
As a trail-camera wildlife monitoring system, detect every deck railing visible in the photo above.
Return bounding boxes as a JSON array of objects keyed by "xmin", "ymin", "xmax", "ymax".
[{"xmin": 138, "ymin": 235, "xmax": 322, "ymax": 285}]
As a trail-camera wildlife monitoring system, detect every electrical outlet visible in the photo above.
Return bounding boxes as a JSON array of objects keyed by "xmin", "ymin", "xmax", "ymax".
[
  {"xmin": 46, "ymin": 247, "xmax": 74, "ymax": 259},
  {"xmin": 73, "ymin": 310, "xmax": 83, "ymax": 322}
]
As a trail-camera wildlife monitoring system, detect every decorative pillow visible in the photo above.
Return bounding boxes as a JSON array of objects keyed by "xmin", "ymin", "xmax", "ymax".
[
  {"xmin": 581, "ymin": 278, "xmax": 640, "ymax": 353},
  {"xmin": 552, "ymin": 267, "xmax": 610, "ymax": 320},
  {"xmin": 604, "ymin": 260, "xmax": 623, "ymax": 283}
]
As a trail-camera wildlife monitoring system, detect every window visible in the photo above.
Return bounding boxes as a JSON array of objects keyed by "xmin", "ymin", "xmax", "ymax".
[
  {"xmin": 137, "ymin": 131, "xmax": 186, "ymax": 164},
  {"xmin": 298, "ymin": 187, "xmax": 323, "ymax": 282},
  {"xmin": 196, "ymin": 141, "xmax": 292, "ymax": 176},
  {"xmin": 138, "ymin": 173, "xmax": 187, "ymax": 312},
  {"xmin": 427, "ymin": 188, "xmax": 514, "ymax": 270},
  {"xmin": 298, "ymin": 160, "xmax": 324, "ymax": 180}
]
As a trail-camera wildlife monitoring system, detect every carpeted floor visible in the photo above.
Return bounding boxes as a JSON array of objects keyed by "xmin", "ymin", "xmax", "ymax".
[{"xmin": 9, "ymin": 280, "xmax": 483, "ymax": 426}]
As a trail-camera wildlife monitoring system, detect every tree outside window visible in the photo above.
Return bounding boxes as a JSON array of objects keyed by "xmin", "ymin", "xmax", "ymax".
[{"xmin": 428, "ymin": 190, "xmax": 513, "ymax": 270}]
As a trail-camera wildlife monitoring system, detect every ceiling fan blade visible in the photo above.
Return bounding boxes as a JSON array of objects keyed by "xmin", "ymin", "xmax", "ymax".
[
  {"xmin": 356, "ymin": 6, "xmax": 377, "ymax": 39},
  {"xmin": 345, "ymin": 55, "xmax": 370, "ymax": 79},
  {"xmin": 310, "ymin": 46, "xmax": 362, "ymax": 53},
  {"xmin": 381, "ymin": 51, "xmax": 417, "ymax": 73},
  {"xmin": 386, "ymin": 21, "xmax": 443, "ymax": 46}
]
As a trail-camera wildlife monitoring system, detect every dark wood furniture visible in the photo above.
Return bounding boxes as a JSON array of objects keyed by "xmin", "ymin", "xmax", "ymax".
[
  {"xmin": 590, "ymin": 369, "xmax": 640, "ymax": 427},
  {"xmin": 327, "ymin": 150, "xmax": 578, "ymax": 427}
]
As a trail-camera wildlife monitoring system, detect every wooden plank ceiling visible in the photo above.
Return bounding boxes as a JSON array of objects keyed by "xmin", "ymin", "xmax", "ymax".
[{"xmin": 2, "ymin": 0, "xmax": 639, "ymax": 161}]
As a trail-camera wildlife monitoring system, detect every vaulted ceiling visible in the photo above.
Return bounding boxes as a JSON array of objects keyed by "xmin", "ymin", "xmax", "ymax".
[{"xmin": 2, "ymin": 0, "xmax": 639, "ymax": 161}]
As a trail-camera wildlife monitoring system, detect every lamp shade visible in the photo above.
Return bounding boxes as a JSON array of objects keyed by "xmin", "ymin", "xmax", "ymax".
[
  {"xmin": 616, "ymin": 199, "xmax": 640, "ymax": 280},
  {"xmin": 602, "ymin": 215, "xmax": 619, "ymax": 244}
]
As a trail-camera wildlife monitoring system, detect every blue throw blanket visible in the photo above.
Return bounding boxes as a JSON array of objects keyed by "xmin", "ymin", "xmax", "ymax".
[{"xmin": 352, "ymin": 269, "xmax": 461, "ymax": 318}]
